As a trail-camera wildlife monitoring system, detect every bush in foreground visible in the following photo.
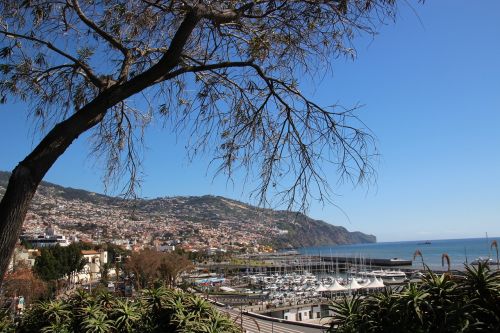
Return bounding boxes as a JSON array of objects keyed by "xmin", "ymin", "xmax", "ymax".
[
  {"xmin": 12, "ymin": 287, "xmax": 240, "ymax": 333},
  {"xmin": 329, "ymin": 263, "xmax": 500, "ymax": 332}
]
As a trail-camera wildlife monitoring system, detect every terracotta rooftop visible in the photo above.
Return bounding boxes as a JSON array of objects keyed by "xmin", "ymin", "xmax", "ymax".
[{"xmin": 81, "ymin": 250, "xmax": 99, "ymax": 255}]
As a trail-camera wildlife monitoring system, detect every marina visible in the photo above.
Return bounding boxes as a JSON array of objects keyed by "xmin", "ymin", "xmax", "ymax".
[
  {"xmin": 199, "ymin": 237, "xmax": 500, "ymax": 325},
  {"xmin": 198, "ymin": 252, "xmax": 417, "ymax": 325}
]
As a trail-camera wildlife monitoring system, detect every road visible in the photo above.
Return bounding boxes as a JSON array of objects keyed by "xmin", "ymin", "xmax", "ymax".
[{"xmin": 218, "ymin": 307, "xmax": 328, "ymax": 333}]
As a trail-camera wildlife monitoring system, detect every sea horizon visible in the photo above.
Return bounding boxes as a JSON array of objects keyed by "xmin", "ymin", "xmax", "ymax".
[
  {"xmin": 299, "ymin": 236, "xmax": 500, "ymax": 270},
  {"xmin": 373, "ymin": 235, "xmax": 500, "ymax": 244}
]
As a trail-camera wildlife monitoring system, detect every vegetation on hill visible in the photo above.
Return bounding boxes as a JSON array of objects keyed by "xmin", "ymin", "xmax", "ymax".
[
  {"xmin": 329, "ymin": 263, "xmax": 500, "ymax": 332},
  {"xmin": 0, "ymin": 171, "xmax": 376, "ymax": 248}
]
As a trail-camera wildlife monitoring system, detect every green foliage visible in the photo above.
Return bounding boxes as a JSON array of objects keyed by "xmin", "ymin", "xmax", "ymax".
[
  {"xmin": 33, "ymin": 244, "xmax": 86, "ymax": 282},
  {"xmin": 16, "ymin": 287, "xmax": 240, "ymax": 333},
  {"xmin": 0, "ymin": 309, "xmax": 15, "ymax": 333},
  {"xmin": 329, "ymin": 263, "xmax": 500, "ymax": 332}
]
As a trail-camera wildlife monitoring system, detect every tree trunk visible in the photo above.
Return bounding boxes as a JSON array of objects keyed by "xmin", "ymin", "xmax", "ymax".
[
  {"xmin": 0, "ymin": 102, "xmax": 109, "ymax": 284},
  {"xmin": 0, "ymin": 10, "xmax": 199, "ymax": 287}
]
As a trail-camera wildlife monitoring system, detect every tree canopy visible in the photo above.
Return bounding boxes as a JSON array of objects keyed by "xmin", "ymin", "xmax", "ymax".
[
  {"xmin": 125, "ymin": 249, "xmax": 192, "ymax": 289},
  {"xmin": 33, "ymin": 243, "xmax": 86, "ymax": 282},
  {"xmin": 0, "ymin": 0, "xmax": 414, "ymax": 284}
]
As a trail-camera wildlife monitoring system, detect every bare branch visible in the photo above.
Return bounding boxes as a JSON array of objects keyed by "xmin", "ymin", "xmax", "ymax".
[
  {"xmin": 0, "ymin": 30, "xmax": 104, "ymax": 88},
  {"xmin": 68, "ymin": 0, "xmax": 128, "ymax": 55}
]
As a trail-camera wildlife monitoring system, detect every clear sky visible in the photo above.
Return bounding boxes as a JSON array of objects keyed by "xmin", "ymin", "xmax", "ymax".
[{"xmin": 1, "ymin": 1, "xmax": 499, "ymax": 242}]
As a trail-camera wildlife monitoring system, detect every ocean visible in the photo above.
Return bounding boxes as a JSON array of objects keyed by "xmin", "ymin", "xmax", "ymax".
[{"xmin": 299, "ymin": 237, "xmax": 500, "ymax": 270}]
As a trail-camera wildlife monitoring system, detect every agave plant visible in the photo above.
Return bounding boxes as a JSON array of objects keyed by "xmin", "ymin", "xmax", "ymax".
[
  {"xmin": 163, "ymin": 290, "xmax": 186, "ymax": 314},
  {"xmin": 16, "ymin": 286, "xmax": 241, "ymax": 333},
  {"xmin": 0, "ymin": 309, "xmax": 15, "ymax": 333},
  {"xmin": 67, "ymin": 289, "xmax": 93, "ymax": 309},
  {"xmin": 193, "ymin": 310, "xmax": 241, "ymax": 333},
  {"xmin": 400, "ymin": 283, "xmax": 430, "ymax": 325},
  {"xmin": 171, "ymin": 308, "xmax": 198, "ymax": 330},
  {"xmin": 96, "ymin": 291, "xmax": 115, "ymax": 311},
  {"xmin": 39, "ymin": 321, "xmax": 71, "ymax": 333},
  {"xmin": 81, "ymin": 312, "xmax": 113, "ymax": 333},
  {"xmin": 112, "ymin": 299, "xmax": 142, "ymax": 333},
  {"xmin": 185, "ymin": 295, "xmax": 212, "ymax": 318},
  {"xmin": 39, "ymin": 299, "xmax": 72, "ymax": 325},
  {"xmin": 18, "ymin": 302, "xmax": 49, "ymax": 332},
  {"xmin": 364, "ymin": 287, "xmax": 403, "ymax": 332},
  {"xmin": 80, "ymin": 303, "xmax": 105, "ymax": 319},
  {"xmin": 330, "ymin": 262, "xmax": 500, "ymax": 333},
  {"xmin": 461, "ymin": 262, "xmax": 500, "ymax": 329},
  {"xmin": 328, "ymin": 295, "xmax": 364, "ymax": 333},
  {"xmin": 142, "ymin": 286, "xmax": 169, "ymax": 309}
]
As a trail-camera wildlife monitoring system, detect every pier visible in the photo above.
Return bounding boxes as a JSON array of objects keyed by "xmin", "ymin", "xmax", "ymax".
[
  {"xmin": 319, "ymin": 255, "xmax": 412, "ymax": 267},
  {"xmin": 202, "ymin": 253, "xmax": 412, "ymax": 276}
]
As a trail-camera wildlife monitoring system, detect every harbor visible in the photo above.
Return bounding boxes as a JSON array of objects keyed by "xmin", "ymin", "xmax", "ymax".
[
  {"xmin": 194, "ymin": 252, "xmax": 417, "ymax": 325},
  {"xmin": 201, "ymin": 252, "xmax": 413, "ymax": 276},
  {"xmin": 193, "ymin": 237, "xmax": 500, "ymax": 327}
]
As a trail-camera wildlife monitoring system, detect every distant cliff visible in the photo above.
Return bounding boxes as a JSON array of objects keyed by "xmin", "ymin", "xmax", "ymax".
[{"xmin": 0, "ymin": 171, "xmax": 375, "ymax": 248}]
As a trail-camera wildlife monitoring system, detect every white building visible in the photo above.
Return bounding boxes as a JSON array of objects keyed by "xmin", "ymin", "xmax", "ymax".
[
  {"xmin": 21, "ymin": 224, "xmax": 72, "ymax": 248},
  {"xmin": 75, "ymin": 250, "xmax": 108, "ymax": 283},
  {"xmin": 7, "ymin": 247, "xmax": 38, "ymax": 272}
]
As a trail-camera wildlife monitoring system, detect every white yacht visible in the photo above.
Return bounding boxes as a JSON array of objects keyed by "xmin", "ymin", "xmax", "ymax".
[{"xmin": 362, "ymin": 269, "xmax": 407, "ymax": 282}]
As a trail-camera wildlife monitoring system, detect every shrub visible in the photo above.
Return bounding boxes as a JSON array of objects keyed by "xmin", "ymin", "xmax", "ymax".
[
  {"xmin": 15, "ymin": 287, "xmax": 240, "ymax": 333},
  {"xmin": 329, "ymin": 263, "xmax": 500, "ymax": 332}
]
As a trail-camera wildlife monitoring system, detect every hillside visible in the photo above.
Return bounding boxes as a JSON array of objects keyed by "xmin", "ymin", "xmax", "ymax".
[{"xmin": 0, "ymin": 171, "xmax": 375, "ymax": 249}]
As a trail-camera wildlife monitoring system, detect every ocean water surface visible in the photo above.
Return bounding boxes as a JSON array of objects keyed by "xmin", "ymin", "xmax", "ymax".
[{"xmin": 299, "ymin": 237, "xmax": 500, "ymax": 270}]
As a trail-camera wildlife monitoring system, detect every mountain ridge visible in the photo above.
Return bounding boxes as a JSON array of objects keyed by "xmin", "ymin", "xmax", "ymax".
[{"xmin": 0, "ymin": 171, "xmax": 376, "ymax": 249}]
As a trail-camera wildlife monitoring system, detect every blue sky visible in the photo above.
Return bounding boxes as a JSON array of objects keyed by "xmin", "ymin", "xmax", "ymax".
[{"xmin": 1, "ymin": 1, "xmax": 499, "ymax": 242}]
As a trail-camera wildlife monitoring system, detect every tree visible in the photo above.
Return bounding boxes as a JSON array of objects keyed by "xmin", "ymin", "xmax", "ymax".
[
  {"xmin": 158, "ymin": 252, "xmax": 193, "ymax": 288},
  {"xmin": 2, "ymin": 265, "xmax": 48, "ymax": 305},
  {"xmin": 124, "ymin": 249, "xmax": 192, "ymax": 289},
  {"xmin": 34, "ymin": 244, "xmax": 86, "ymax": 283},
  {"xmin": 124, "ymin": 249, "xmax": 162, "ymax": 289},
  {"xmin": 33, "ymin": 248, "xmax": 60, "ymax": 281},
  {"xmin": 0, "ymin": 0, "xmax": 404, "ymax": 285}
]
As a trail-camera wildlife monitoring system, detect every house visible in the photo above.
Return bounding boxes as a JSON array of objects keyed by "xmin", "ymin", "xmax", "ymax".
[{"xmin": 75, "ymin": 250, "xmax": 108, "ymax": 283}]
